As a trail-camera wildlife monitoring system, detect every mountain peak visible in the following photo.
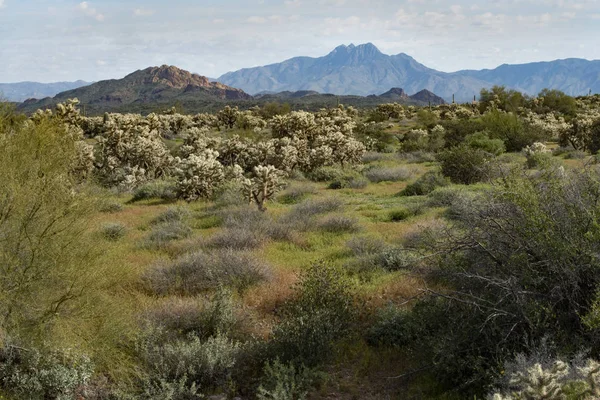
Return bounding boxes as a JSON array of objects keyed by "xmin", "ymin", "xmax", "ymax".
[{"xmin": 138, "ymin": 65, "xmax": 212, "ymax": 89}]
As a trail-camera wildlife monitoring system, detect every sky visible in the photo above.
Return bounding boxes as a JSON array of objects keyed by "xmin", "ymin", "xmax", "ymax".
[{"xmin": 0, "ymin": 0, "xmax": 599, "ymax": 83}]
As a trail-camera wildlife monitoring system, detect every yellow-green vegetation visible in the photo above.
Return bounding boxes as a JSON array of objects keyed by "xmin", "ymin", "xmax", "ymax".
[{"xmin": 2, "ymin": 90, "xmax": 600, "ymax": 399}]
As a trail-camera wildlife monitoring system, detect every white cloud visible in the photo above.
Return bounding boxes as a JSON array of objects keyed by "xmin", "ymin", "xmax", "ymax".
[
  {"xmin": 0, "ymin": 0, "xmax": 5, "ymax": 9},
  {"xmin": 77, "ymin": 2, "xmax": 104, "ymax": 22},
  {"xmin": 133, "ymin": 8, "xmax": 155, "ymax": 17}
]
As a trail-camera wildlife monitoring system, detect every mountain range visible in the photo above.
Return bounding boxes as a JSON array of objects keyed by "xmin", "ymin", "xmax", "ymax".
[
  {"xmin": 18, "ymin": 66, "xmax": 251, "ymax": 114},
  {"xmin": 0, "ymin": 80, "xmax": 91, "ymax": 102},
  {"xmin": 217, "ymin": 43, "xmax": 600, "ymax": 102},
  {"xmin": 16, "ymin": 65, "xmax": 445, "ymax": 115}
]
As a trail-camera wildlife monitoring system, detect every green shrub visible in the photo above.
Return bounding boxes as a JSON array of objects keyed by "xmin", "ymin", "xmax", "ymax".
[
  {"xmin": 361, "ymin": 152, "xmax": 390, "ymax": 163},
  {"xmin": 328, "ymin": 176, "xmax": 368, "ymax": 190},
  {"xmin": 481, "ymin": 109, "xmax": 543, "ymax": 152},
  {"xmin": 438, "ymin": 144, "xmax": 491, "ymax": 184},
  {"xmin": 525, "ymin": 152, "xmax": 554, "ymax": 169},
  {"xmin": 402, "ymin": 168, "xmax": 600, "ymax": 395},
  {"xmin": 388, "ymin": 208, "xmax": 412, "ymax": 222},
  {"xmin": 400, "ymin": 171, "xmax": 449, "ymax": 196},
  {"xmin": 563, "ymin": 149, "xmax": 588, "ymax": 160},
  {"xmin": 346, "ymin": 236, "xmax": 387, "ymax": 257},
  {"xmin": 366, "ymin": 305, "xmax": 420, "ymax": 348},
  {"xmin": 396, "ymin": 151, "xmax": 436, "ymax": 164},
  {"xmin": 98, "ymin": 200, "xmax": 123, "ymax": 213},
  {"xmin": 143, "ymin": 248, "xmax": 271, "ymax": 295},
  {"xmin": 100, "ymin": 222, "xmax": 126, "ymax": 241},
  {"xmin": 307, "ymin": 167, "xmax": 358, "ymax": 182},
  {"xmin": 130, "ymin": 179, "xmax": 177, "ymax": 203},
  {"xmin": 0, "ymin": 346, "xmax": 94, "ymax": 400},
  {"xmin": 317, "ymin": 215, "xmax": 360, "ymax": 234},
  {"xmin": 464, "ymin": 131, "xmax": 506, "ymax": 155},
  {"xmin": 257, "ymin": 358, "xmax": 318, "ymax": 400},
  {"xmin": 270, "ymin": 262, "xmax": 355, "ymax": 366},
  {"xmin": 139, "ymin": 333, "xmax": 240, "ymax": 397}
]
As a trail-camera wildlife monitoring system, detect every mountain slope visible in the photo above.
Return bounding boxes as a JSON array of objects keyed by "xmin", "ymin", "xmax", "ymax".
[
  {"xmin": 0, "ymin": 81, "xmax": 91, "ymax": 102},
  {"xmin": 455, "ymin": 58, "xmax": 600, "ymax": 96},
  {"xmin": 217, "ymin": 43, "xmax": 492, "ymax": 101},
  {"xmin": 218, "ymin": 43, "xmax": 600, "ymax": 102},
  {"xmin": 18, "ymin": 65, "xmax": 251, "ymax": 113}
]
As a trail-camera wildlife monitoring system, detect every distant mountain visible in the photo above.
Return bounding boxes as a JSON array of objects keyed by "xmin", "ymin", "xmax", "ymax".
[
  {"xmin": 455, "ymin": 59, "xmax": 600, "ymax": 97},
  {"xmin": 217, "ymin": 43, "xmax": 600, "ymax": 102},
  {"xmin": 0, "ymin": 80, "xmax": 91, "ymax": 102},
  {"xmin": 18, "ymin": 65, "xmax": 251, "ymax": 114}
]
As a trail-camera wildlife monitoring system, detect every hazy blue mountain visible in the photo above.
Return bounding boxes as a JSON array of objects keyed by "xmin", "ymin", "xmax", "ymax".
[
  {"xmin": 0, "ymin": 80, "xmax": 91, "ymax": 102},
  {"xmin": 455, "ymin": 58, "xmax": 600, "ymax": 97},
  {"xmin": 217, "ymin": 43, "xmax": 600, "ymax": 102}
]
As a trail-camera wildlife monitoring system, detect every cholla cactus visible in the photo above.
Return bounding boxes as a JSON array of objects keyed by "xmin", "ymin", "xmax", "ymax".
[
  {"xmin": 271, "ymin": 111, "xmax": 317, "ymax": 139},
  {"xmin": 71, "ymin": 141, "xmax": 96, "ymax": 181},
  {"xmin": 243, "ymin": 165, "xmax": 286, "ymax": 212},
  {"xmin": 523, "ymin": 142, "xmax": 551, "ymax": 169},
  {"xmin": 523, "ymin": 142, "xmax": 550, "ymax": 156},
  {"xmin": 235, "ymin": 110, "xmax": 267, "ymax": 131},
  {"xmin": 217, "ymin": 105, "xmax": 239, "ymax": 129},
  {"xmin": 96, "ymin": 114, "xmax": 173, "ymax": 188},
  {"xmin": 174, "ymin": 149, "xmax": 225, "ymax": 201},
  {"xmin": 376, "ymin": 103, "xmax": 405, "ymax": 120},
  {"xmin": 490, "ymin": 358, "xmax": 600, "ymax": 400},
  {"xmin": 578, "ymin": 359, "xmax": 600, "ymax": 397}
]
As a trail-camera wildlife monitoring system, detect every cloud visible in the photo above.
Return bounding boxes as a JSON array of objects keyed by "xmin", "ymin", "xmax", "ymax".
[
  {"xmin": 247, "ymin": 16, "xmax": 267, "ymax": 23},
  {"xmin": 285, "ymin": 0, "xmax": 302, "ymax": 7},
  {"xmin": 77, "ymin": 2, "xmax": 104, "ymax": 22},
  {"xmin": 133, "ymin": 8, "xmax": 155, "ymax": 17}
]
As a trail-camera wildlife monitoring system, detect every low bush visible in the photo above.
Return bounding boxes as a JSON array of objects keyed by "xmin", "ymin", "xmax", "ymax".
[
  {"xmin": 364, "ymin": 166, "xmax": 416, "ymax": 183},
  {"xmin": 270, "ymin": 262, "xmax": 356, "ymax": 367},
  {"xmin": 464, "ymin": 131, "xmax": 506, "ymax": 155},
  {"xmin": 388, "ymin": 208, "xmax": 413, "ymax": 222},
  {"xmin": 346, "ymin": 236, "xmax": 387, "ymax": 257},
  {"xmin": 139, "ymin": 333, "xmax": 241, "ymax": 397},
  {"xmin": 98, "ymin": 200, "xmax": 123, "ymax": 213},
  {"xmin": 317, "ymin": 215, "xmax": 360, "ymax": 234},
  {"xmin": 400, "ymin": 171, "xmax": 449, "ymax": 196},
  {"xmin": 278, "ymin": 183, "xmax": 317, "ymax": 204},
  {"xmin": 142, "ymin": 221, "xmax": 193, "ymax": 250},
  {"xmin": 100, "ymin": 222, "xmax": 126, "ymax": 241},
  {"xmin": 0, "ymin": 345, "xmax": 94, "ymax": 400},
  {"xmin": 208, "ymin": 227, "xmax": 265, "ymax": 250},
  {"xmin": 307, "ymin": 167, "xmax": 360, "ymax": 183},
  {"xmin": 395, "ymin": 151, "xmax": 436, "ymax": 164},
  {"xmin": 361, "ymin": 152, "xmax": 391, "ymax": 163},
  {"xmin": 328, "ymin": 176, "xmax": 369, "ymax": 190},
  {"xmin": 281, "ymin": 198, "xmax": 342, "ymax": 231},
  {"xmin": 150, "ymin": 206, "xmax": 190, "ymax": 225},
  {"xmin": 129, "ymin": 179, "xmax": 177, "ymax": 203},
  {"xmin": 366, "ymin": 305, "xmax": 420, "ymax": 348},
  {"xmin": 144, "ymin": 289, "xmax": 239, "ymax": 340},
  {"xmin": 217, "ymin": 206, "xmax": 296, "ymax": 243},
  {"xmin": 257, "ymin": 358, "xmax": 318, "ymax": 400},
  {"xmin": 438, "ymin": 144, "xmax": 491, "ymax": 184},
  {"xmin": 143, "ymin": 249, "xmax": 271, "ymax": 295}
]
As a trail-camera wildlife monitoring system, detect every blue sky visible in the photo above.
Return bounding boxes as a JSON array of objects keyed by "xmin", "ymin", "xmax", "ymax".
[{"xmin": 0, "ymin": 0, "xmax": 599, "ymax": 82}]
